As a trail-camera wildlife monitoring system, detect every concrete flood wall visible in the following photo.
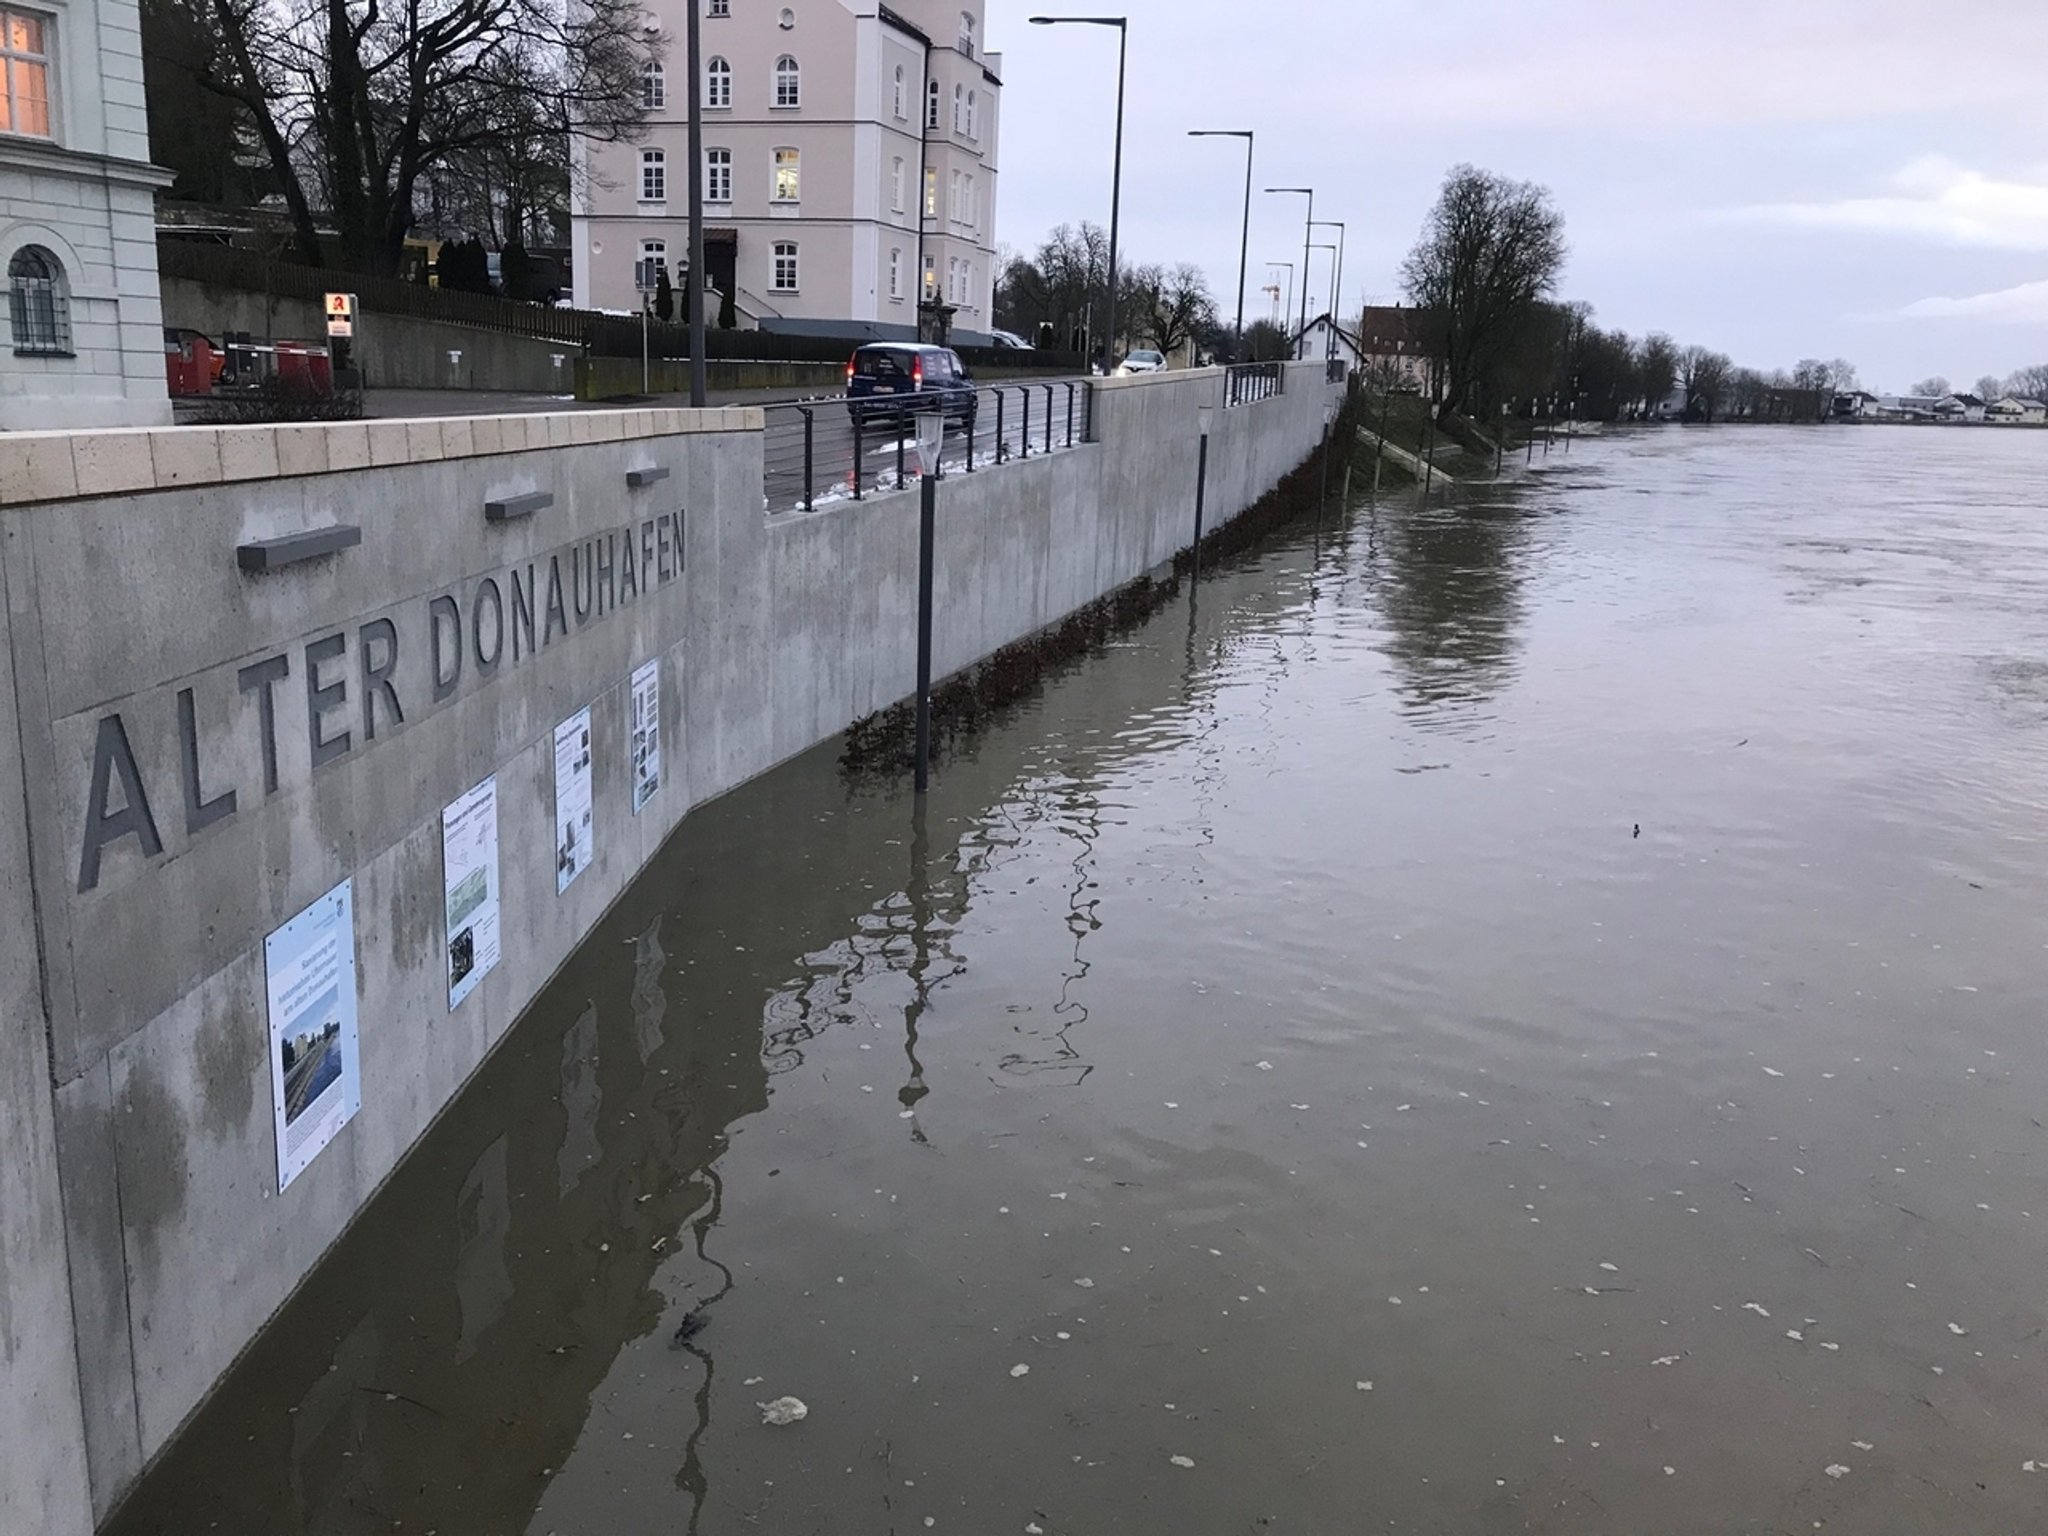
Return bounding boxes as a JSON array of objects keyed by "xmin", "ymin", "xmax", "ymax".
[{"xmin": 0, "ymin": 359, "xmax": 1339, "ymax": 1528}]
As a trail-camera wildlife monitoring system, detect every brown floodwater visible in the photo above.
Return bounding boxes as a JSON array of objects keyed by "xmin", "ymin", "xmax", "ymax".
[{"xmin": 107, "ymin": 426, "xmax": 2048, "ymax": 1535}]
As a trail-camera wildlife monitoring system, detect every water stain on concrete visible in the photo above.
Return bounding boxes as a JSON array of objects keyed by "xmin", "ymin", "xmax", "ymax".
[
  {"xmin": 387, "ymin": 830, "xmax": 441, "ymax": 978},
  {"xmin": 114, "ymin": 1064, "xmax": 189, "ymax": 1277},
  {"xmin": 194, "ymin": 1000, "xmax": 257, "ymax": 1142}
]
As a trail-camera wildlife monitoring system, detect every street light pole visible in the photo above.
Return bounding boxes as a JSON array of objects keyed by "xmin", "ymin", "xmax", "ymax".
[
  {"xmin": 1310, "ymin": 241, "xmax": 1337, "ymax": 361},
  {"xmin": 1032, "ymin": 15, "xmax": 1128, "ymax": 372},
  {"xmin": 1311, "ymin": 219, "xmax": 1345, "ymax": 364},
  {"xmin": 685, "ymin": 0, "xmax": 706, "ymax": 405},
  {"xmin": 1189, "ymin": 129, "xmax": 1254, "ymax": 352},
  {"xmin": 1265, "ymin": 185, "xmax": 1313, "ymax": 355}
]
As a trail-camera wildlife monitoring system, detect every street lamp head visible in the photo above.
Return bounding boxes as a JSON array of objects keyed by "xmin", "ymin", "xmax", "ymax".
[
  {"xmin": 1030, "ymin": 14, "xmax": 1127, "ymax": 25},
  {"xmin": 1265, "ymin": 186, "xmax": 1312, "ymax": 195},
  {"xmin": 1189, "ymin": 129, "xmax": 1253, "ymax": 138},
  {"xmin": 1197, "ymin": 403, "xmax": 1215, "ymax": 439}
]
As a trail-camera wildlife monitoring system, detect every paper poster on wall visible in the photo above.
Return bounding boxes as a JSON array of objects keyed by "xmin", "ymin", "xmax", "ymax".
[
  {"xmin": 264, "ymin": 879, "xmax": 361, "ymax": 1193},
  {"xmin": 630, "ymin": 659, "xmax": 662, "ymax": 815},
  {"xmin": 554, "ymin": 706, "xmax": 595, "ymax": 893},
  {"xmin": 443, "ymin": 776, "xmax": 502, "ymax": 1010}
]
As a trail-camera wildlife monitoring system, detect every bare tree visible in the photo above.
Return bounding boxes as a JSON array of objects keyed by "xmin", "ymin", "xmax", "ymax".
[
  {"xmin": 1129, "ymin": 262, "xmax": 1218, "ymax": 358},
  {"xmin": 1635, "ymin": 332, "xmax": 1678, "ymax": 415},
  {"xmin": 1792, "ymin": 359, "xmax": 1834, "ymax": 419},
  {"xmin": 192, "ymin": 0, "xmax": 650, "ymax": 273},
  {"xmin": 1827, "ymin": 358, "xmax": 1859, "ymax": 395},
  {"xmin": 1973, "ymin": 374, "xmax": 2004, "ymax": 402},
  {"xmin": 1680, "ymin": 345, "xmax": 1733, "ymax": 422},
  {"xmin": 2004, "ymin": 364, "xmax": 2048, "ymax": 399},
  {"xmin": 1728, "ymin": 367, "xmax": 1767, "ymax": 420},
  {"xmin": 1399, "ymin": 164, "xmax": 1567, "ymax": 418},
  {"xmin": 1911, "ymin": 375, "xmax": 1951, "ymax": 398}
]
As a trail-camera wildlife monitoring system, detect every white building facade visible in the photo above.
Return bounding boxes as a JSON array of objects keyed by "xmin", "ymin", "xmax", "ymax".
[
  {"xmin": 1, "ymin": 0, "xmax": 171, "ymax": 428},
  {"xmin": 572, "ymin": 0, "xmax": 1001, "ymax": 345}
]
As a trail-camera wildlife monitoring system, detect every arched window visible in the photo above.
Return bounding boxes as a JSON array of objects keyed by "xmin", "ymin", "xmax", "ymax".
[
  {"xmin": 773, "ymin": 54, "xmax": 800, "ymax": 109},
  {"xmin": 926, "ymin": 78, "xmax": 939, "ymax": 130},
  {"xmin": 640, "ymin": 149, "xmax": 666, "ymax": 202},
  {"xmin": 8, "ymin": 246, "xmax": 69, "ymax": 355},
  {"xmin": 958, "ymin": 11, "xmax": 976, "ymax": 57},
  {"xmin": 893, "ymin": 64, "xmax": 907, "ymax": 119},
  {"xmin": 966, "ymin": 89, "xmax": 977, "ymax": 138},
  {"xmin": 952, "ymin": 83, "xmax": 964, "ymax": 133},
  {"xmin": 641, "ymin": 60, "xmax": 665, "ymax": 110},
  {"xmin": 704, "ymin": 56, "xmax": 731, "ymax": 109}
]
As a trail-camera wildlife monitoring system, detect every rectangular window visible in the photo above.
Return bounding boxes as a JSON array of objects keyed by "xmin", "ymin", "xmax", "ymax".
[
  {"xmin": 891, "ymin": 157, "xmax": 905, "ymax": 214},
  {"xmin": 640, "ymin": 150, "xmax": 666, "ymax": 202},
  {"xmin": 708, "ymin": 0, "xmax": 728, "ymax": 14},
  {"xmin": 772, "ymin": 242, "xmax": 798, "ymax": 292},
  {"xmin": 772, "ymin": 147, "xmax": 799, "ymax": 202},
  {"xmin": 1, "ymin": 6, "xmax": 52, "ymax": 138},
  {"xmin": 923, "ymin": 255, "xmax": 937, "ymax": 300},
  {"xmin": 924, "ymin": 168, "xmax": 937, "ymax": 219},
  {"xmin": 965, "ymin": 175, "xmax": 976, "ymax": 230},
  {"xmin": 705, "ymin": 147, "xmax": 731, "ymax": 203},
  {"xmin": 889, "ymin": 248, "xmax": 903, "ymax": 300},
  {"xmin": 642, "ymin": 62, "xmax": 664, "ymax": 111},
  {"xmin": 635, "ymin": 242, "xmax": 666, "ymax": 292},
  {"xmin": 949, "ymin": 170, "xmax": 962, "ymax": 224}
]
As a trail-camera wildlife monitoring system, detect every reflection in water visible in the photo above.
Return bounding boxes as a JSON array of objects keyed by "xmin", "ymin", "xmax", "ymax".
[
  {"xmin": 454, "ymin": 1135, "xmax": 511, "ymax": 1362},
  {"xmin": 630, "ymin": 915, "xmax": 667, "ymax": 1063},
  {"xmin": 1373, "ymin": 497, "xmax": 1531, "ymax": 725},
  {"xmin": 555, "ymin": 1005, "xmax": 600, "ymax": 1196},
  {"xmin": 898, "ymin": 803, "xmax": 934, "ymax": 1139}
]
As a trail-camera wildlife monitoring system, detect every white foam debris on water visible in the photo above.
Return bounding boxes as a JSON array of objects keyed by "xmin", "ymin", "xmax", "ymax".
[
  {"xmin": 1599, "ymin": 1263, "xmax": 1619, "ymax": 1273},
  {"xmin": 1388, "ymin": 1296, "xmax": 1403, "ymax": 1305},
  {"xmin": 1396, "ymin": 1104, "xmax": 1413, "ymax": 1112},
  {"xmin": 1357, "ymin": 1141, "xmax": 1370, "ymax": 1149},
  {"xmin": 1664, "ymin": 1467, "xmax": 1676, "ymax": 1476},
  {"xmin": 1763, "ymin": 1068, "xmax": 1785, "ymax": 1078},
  {"xmin": 1825, "ymin": 1464, "xmax": 1851, "ymax": 1480},
  {"xmin": 1050, "ymin": 1192, "xmax": 1069, "ymax": 1201},
  {"xmin": 1652, "ymin": 1356, "xmax": 1681, "ymax": 1367},
  {"xmin": 1949, "ymin": 1323, "xmax": 1969, "ymax": 1336},
  {"xmin": 1074, "ymin": 1278, "xmax": 1094, "ymax": 1288},
  {"xmin": 1027, "ymin": 1525, "xmax": 1046, "ymax": 1534},
  {"xmin": 1786, "ymin": 1330, "xmax": 1804, "ymax": 1341},
  {"xmin": 1057, "ymin": 1331, "xmax": 1072, "ymax": 1340},
  {"xmin": 744, "ymin": 1376, "xmax": 765, "ymax": 1386},
  {"xmin": 758, "ymin": 1397, "xmax": 809, "ymax": 1426},
  {"xmin": 1257, "ymin": 1061, "xmax": 1274, "ymax": 1071},
  {"xmin": 1291, "ymin": 1103, "xmax": 1310, "ymax": 1110},
  {"xmin": 1164, "ymin": 1102, "xmax": 1179, "ymax": 1109},
  {"xmin": 1169, "ymin": 1455, "xmax": 1196, "ymax": 1469},
  {"xmin": 1357, "ymin": 1381, "xmax": 1373, "ymax": 1391},
  {"xmin": 1852, "ymin": 1441, "xmax": 1874, "ymax": 1452},
  {"xmin": 1743, "ymin": 1302, "xmax": 1771, "ymax": 1318},
  {"xmin": 1553, "ymin": 1435, "xmax": 1566, "ymax": 1445},
  {"xmin": 899, "ymin": 1110, "xmax": 915, "ymax": 1119},
  {"xmin": 1010, "ymin": 1364, "xmax": 1030, "ymax": 1378},
  {"xmin": 1820, "ymin": 1341, "xmax": 1841, "ymax": 1352},
  {"xmin": 2023, "ymin": 1461, "xmax": 2037, "ymax": 1473},
  {"xmin": 1584, "ymin": 1287, "xmax": 1601, "ymax": 1297}
]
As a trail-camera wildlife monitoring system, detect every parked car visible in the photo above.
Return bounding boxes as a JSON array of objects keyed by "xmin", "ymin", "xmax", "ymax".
[
  {"xmin": 989, "ymin": 328, "xmax": 1033, "ymax": 351},
  {"xmin": 1117, "ymin": 349, "xmax": 1167, "ymax": 376},
  {"xmin": 845, "ymin": 343, "xmax": 978, "ymax": 430}
]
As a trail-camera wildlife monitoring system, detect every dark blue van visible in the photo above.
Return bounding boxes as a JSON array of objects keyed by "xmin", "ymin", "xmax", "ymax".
[{"xmin": 846, "ymin": 343, "xmax": 978, "ymax": 430}]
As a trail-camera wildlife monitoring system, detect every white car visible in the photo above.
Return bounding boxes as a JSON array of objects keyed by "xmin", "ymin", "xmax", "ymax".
[
  {"xmin": 1117, "ymin": 349, "xmax": 1167, "ymax": 376},
  {"xmin": 989, "ymin": 328, "xmax": 1034, "ymax": 351}
]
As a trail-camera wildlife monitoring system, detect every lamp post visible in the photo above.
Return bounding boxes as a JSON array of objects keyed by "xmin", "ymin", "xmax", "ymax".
[
  {"xmin": 1311, "ymin": 219, "xmax": 1345, "ymax": 363},
  {"xmin": 1309, "ymin": 241, "xmax": 1337, "ymax": 361},
  {"xmin": 1265, "ymin": 185, "xmax": 1313, "ymax": 354},
  {"xmin": 685, "ymin": 0, "xmax": 706, "ymax": 405},
  {"xmin": 1032, "ymin": 15, "xmax": 1127, "ymax": 373},
  {"xmin": 1188, "ymin": 129, "xmax": 1253, "ymax": 353},
  {"xmin": 912, "ymin": 409, "xmax": 944, "ymax": 795},
  {"xmin": 1191, "ymin": 401, "xmax": 1213, "ymax": 582}
]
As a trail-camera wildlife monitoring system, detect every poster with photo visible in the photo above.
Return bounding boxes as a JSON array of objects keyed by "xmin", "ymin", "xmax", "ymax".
[
  {"xmin": 264, "ymin": 879, "xmax": 361, "ymax": 1193},
  {"xmin": 630, "ymin": 659, "xmax": 662, "ymax": 815},
  {"xmin": 554, "ymin": 706, "xmax": 595, "ymax": 893},
  {"xmin": 443, "ymin": 776, "xmax": 502, "ymax": 1010}
]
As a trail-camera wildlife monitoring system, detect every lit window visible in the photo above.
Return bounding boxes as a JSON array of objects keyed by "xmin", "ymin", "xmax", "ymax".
[
  {"xmin": 926, "ymin": 78, "xmax": 939, "ymax": 130},
  {"xmin": 8, "ymin": 245, "xmax": 69, "ymax": 353},
  {"xmin": 923, "ymin": 254, "xmax": 936, "ymax": 299},
  {"xmin": 641, "ymin": 60, "xmax": 664, "ymax": 110},
  {"xmin": 958, "ymin": 11, "xmax": 976, "ymax": 58},
  {"xmin": 889, "ymin": 248, "xmax": 903, "ymax": 299},
  {"xmin": 635, "ymin": 241, "xmax": 666, "ymax": 292},
  {"xmin": 705, "ymin": 147, "xmax": 731, "ymax": 203},
  {"xmin": 773, "ymin": 54, "xmax": 800, "ymax": 108},
  {"xmin": 1, "ymin": 7, "xmax": 51, "ymax": 137},
  {"xmin": 772, "ymin": 242, "xmax": 799, "ymax": 292},
  {"xmin": 893, "ymin": 64, "xmax": 906, "ymax": 119},
  {"xmin": 891, "ymin": 156, "xmax": 905, "ymax": 213},
  {"xmin": 772, "ymin": 147, "xmax": 799, "ymax": 202},
  {"xmin": 705, "ymin": 56, "xmax": 730, "ymax": 109},
  {"xmin": 924, "ymin": 167, "xmax": 937, "ymax": 218},
  {"xmin": 707, "ymin": 0, "xmax": 728, "ymax": 14},
  {"xmin": 640, "ymin": 149, "xmax": 666, "ymax": 202}
]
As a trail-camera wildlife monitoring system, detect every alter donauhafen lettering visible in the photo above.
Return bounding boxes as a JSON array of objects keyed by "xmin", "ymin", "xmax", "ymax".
[{"xmin": 76, "ymin": 512, "xmax": 686, "ymax": 893}]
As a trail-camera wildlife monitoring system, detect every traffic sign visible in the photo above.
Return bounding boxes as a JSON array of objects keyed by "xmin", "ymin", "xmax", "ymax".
[{"xmin": 324, "ymin": 292, "xmax": 357, "ymax": 339}]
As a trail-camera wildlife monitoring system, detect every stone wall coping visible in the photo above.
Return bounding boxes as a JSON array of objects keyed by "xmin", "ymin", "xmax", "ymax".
[{"xmin": 0, "ymin": 406, "xmax": 763, "ymax": 507}]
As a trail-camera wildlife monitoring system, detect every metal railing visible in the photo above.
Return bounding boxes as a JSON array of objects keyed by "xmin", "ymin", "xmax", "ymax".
[
  {"xmin": 1225, "ymin": 362, "xmax": 1285, "ymax": 407},
  {"xmin": 763, "ymin": 379, "xmax": 1095, "ymax": 513}
]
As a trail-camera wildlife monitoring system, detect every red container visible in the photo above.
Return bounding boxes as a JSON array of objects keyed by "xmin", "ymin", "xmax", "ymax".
[{"xmin": 163, "ymin": 329, "xmax": 217, "ymax": 396}]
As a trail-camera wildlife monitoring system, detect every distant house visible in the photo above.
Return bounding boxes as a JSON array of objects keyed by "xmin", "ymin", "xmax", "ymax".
[
  {"xmin": 1648, "ymin": 386, "xmax": 1689, "ymax": 422},
  {"xmin": 1936, "ymin": 393, "xmax": 1988, "ymax": 423},
  {"xmin": 1293, "ymin": 304, "xmax": 1437, "ymax": 393},
  {"xmin": 1293, "ymin": 313, "xmax": 1363, "ymax": 372},
  {"xmin": 1987, "ymin": 396, "xmax": 2047, "ymax": 425},
  {"xmin": 1877, "ymin": 395, "xmax": 1941, "ymax": 421},
  {"xmin": 1831, "ymin": 390, "xmax": 1881, "ymax": 420}
]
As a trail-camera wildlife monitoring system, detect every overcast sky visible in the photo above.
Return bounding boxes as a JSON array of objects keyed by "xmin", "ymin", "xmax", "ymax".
[{"xmin": 989, "ymin": 0, "xmax": 2048, "ymax": 391}]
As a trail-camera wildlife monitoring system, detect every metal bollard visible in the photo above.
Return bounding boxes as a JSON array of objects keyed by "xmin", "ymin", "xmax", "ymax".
[
  {"xmin": 1044, "ymin": 383, "xmax": 1055, "ymax": 454},
  {"xmin": 996, "ymin": 389, "xmax": 1007, "ymax": 464},
  {"xmin": 1019, "ymin": 386, "xmax": 1030, "ymax": 458},
  {"xmin": 897, "ymin": 418, "xmax": 907, "ymax": 487},
  {"xmin": 965, "ymin": 392, "xmax": 977, "ymax": 472},
  {"xmin": 1065, "ymin": 382, "xmax": 1075, "ymax": 446},
  {"xmin": 853, "ymin": 410, "xmax": 865, "ymax": 501}
]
